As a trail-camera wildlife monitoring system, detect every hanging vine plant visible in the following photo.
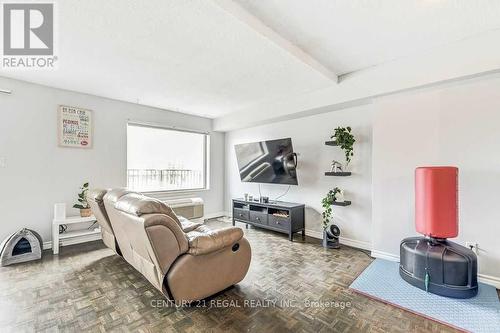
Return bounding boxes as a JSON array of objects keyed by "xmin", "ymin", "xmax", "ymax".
[
  {"xmin": 321, "ymin": 187, "xmax": 341, "ymax": 230},
  {"xmin": 331, "ymin": 126, "xmax": 356, "ymax": 167}
]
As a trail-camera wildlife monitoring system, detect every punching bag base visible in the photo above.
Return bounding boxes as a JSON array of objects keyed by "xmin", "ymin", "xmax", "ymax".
[{"xmin": 399, "ymin": 237, "xmax": 478, "ymax": 299}]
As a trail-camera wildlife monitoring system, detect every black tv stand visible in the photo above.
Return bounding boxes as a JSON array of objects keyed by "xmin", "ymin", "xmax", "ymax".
[{"xmin": 232, "ymin": 199, "xmax": 305, "ymax": 241}]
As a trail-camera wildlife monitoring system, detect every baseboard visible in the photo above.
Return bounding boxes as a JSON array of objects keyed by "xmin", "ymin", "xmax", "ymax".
[
  {"xmin": 42, "ymin": 233, "xmax": 102, "ymax": 251},
  {"xmin": 478, "ymin": 274, "xmax": 500, "ymax": 289},
  {"xmin": 340, "ymin": 237, "xmax": 372, "ymax": 251},
  {"xmin": 305, "ymin": 229, "xmax": 322, "ymax": 239},
  {"xmin": 305, "ymin": 229, "xmax": 372, "ymax": 251},
  {"xmin": 370, "ymin": 250, "xmax": 399, "ymax": 262}
]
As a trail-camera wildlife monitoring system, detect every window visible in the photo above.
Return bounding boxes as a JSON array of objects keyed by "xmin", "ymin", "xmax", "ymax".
[{"xmin": 127, "ymin": 123, "xmax": 209, "ymax": 192}]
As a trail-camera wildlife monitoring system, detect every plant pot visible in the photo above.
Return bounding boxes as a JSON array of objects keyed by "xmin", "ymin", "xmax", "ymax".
[{"xmin": 80, "ymin": 208, "xmax": 92, "ymax": 217}]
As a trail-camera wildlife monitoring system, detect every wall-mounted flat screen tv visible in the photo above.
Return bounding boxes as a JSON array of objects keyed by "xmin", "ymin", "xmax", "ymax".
[{"xmin": 234, "ymin": 138, "xmax": 298, "ymax": 185}]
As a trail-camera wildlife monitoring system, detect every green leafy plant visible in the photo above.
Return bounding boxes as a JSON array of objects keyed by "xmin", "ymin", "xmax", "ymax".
[
  {"xmin": 331, "ymin": 126, "xmax": 356, "ymax": 167},
  {"xmin": 73, "ymin": 182, "xmax": 90, "ymax": 209},
  {"xmin": 321, "ymin": 187, "xmax": 341, "ymax": 230}
]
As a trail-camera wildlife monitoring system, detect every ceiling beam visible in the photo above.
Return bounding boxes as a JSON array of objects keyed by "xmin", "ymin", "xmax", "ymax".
[{"xmin": 211, "ymin": 0, "xmax": 338, "ymax": 83}]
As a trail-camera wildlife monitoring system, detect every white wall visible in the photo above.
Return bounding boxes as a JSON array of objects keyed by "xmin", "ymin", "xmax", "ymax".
[
  {"xmin": 0, "ymin": 77, "xmax": 225, "ymax": 243},
  {"xmin": 372, "ymin": 74, "xmax": 500, "ymax": 280},
  {"xmin": 225, "ymin": 105, "xmax": 373, "ymax": 247}
]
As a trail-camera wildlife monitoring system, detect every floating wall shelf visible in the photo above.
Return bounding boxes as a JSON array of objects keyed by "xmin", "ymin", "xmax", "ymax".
[
  {"xmin": 331, "ymin": 200, "xmax": 351, "ymax": 207},
  {"xmin": 325, "ymin": 171, "xmax": 351, "ymax": 176}
]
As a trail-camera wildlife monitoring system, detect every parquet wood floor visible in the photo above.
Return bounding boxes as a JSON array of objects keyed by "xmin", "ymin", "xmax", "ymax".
[{"xmin": 1, "ymin": 219, "xmax": 487, "ymax": 332}]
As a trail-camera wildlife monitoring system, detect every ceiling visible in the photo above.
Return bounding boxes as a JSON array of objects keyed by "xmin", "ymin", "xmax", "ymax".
[
  {"xmin": 2, "ymin": 0, "xmax": 500, "ymax": 121},
  {"xmin": 234, "ymin": 0, "xmax": 500, "ymax": 75}
]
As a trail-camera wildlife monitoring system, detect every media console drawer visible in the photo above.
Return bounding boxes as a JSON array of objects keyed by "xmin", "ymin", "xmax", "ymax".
[
  {"xmin": 249, "ymin": 211, "xmax": 267, "ymax": 225},
  {"xmin": 233, "ymin": 208, "xmax": 249, "ymax": 221},
  {"xmin": 269, "ymin": 215, "xmax": 290, "ymax": 230}
]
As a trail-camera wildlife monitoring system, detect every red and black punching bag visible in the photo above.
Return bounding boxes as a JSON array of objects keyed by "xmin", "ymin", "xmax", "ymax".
[{"xmin": 400, "ymin": 166, "xmax": 478, "ymax": 298}]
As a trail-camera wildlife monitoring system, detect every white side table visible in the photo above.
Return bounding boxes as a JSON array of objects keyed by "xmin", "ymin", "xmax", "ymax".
[{"xmin": 52, "ymin": 215, "xmax": 100, "ymax": 254}]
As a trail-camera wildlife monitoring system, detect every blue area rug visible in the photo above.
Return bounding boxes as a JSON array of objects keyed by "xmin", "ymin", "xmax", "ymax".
[{"xmin": 350, "ymin": 259, "xmax": 500, "ymax": 333}]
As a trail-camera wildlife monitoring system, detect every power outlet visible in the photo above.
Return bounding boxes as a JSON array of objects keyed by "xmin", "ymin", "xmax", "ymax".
[
  {"xmin": 465, "ymin": 242, "xmax": 479, "ymax": 255},
  {"xmin": 0, "ymin": 156, "xmax": 6, "ymax": 168}
]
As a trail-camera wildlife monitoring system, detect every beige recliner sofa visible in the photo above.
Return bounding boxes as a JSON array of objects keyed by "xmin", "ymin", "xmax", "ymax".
[{"xmin": 89, "ymin": 188, "xmax": 251, "ymax": 302}]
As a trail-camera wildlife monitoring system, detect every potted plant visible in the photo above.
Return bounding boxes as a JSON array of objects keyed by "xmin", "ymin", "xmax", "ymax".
[
  {"xmin": 73, "ymin": 182, "xmax": 91, "ymax": 217},
  {"xmin": 321, "ymin": 187, "xmax": 341, "ymax": 247},
  {"xmin": 331, "ymin": 126, "xmax": 355, "ymax": 169}
]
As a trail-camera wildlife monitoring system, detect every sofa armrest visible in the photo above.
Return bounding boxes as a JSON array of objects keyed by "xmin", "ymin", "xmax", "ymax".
[
  {"xmin": 143, "ymin": 213, "xmax": 189, "ymax": 254},
  {"xmin": 178, "ymin": 216, "xmax": 202, "ymax": 232},
  {"xmin": 186, "ymin": 226, "xmax": 244, "ymax": 255}
]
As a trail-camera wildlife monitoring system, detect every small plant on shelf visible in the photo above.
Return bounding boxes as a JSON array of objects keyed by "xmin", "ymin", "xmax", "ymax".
[
  {"xmin": 321, "ymin": 187, "xmax": 342, "ymax": 229},
  {"xmin": 73, "ymin": 182, "xmax": 91, "ymax": 217},
  {"xmin": 331, "ymin": 126, "xmax": 355, "ymax": 167}
]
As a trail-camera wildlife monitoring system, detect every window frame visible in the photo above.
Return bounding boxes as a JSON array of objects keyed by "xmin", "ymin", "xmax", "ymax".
[{"xmin": 126, "ymin": 121, "xmax": 210, "ymax": 194}]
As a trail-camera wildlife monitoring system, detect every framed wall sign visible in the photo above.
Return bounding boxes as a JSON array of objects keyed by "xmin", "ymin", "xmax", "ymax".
[{"xmin": 58, "ymin": 105, "xmax": 93, "ymax": 148}]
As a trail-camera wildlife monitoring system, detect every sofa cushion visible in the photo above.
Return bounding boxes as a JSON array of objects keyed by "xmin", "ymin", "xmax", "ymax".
[
  {"xmin": 186, "ymin": 226, "xmax": 243, "ymax": 255},
  {"xmin": 115, "ymin": 193, "xmax": 181, "ymax": 226}
]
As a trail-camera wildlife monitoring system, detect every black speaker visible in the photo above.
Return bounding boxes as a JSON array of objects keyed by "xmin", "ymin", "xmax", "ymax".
[{"xmin": 323, "ymin": 224, "xmax": 340, "ymax": 249}]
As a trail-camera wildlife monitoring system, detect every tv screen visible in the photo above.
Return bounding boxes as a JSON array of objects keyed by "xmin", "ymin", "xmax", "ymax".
[{"xmin": 234, "ymin": 138, "xmax": 298, "ymax": 185}]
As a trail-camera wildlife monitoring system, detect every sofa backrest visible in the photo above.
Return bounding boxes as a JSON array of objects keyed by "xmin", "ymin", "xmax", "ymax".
[
  {"xmin": 87, "ymin": 189, "xmax": 110, "ymax": 231},
  {"xmin": 102, "ymin": 188, "xmax": 132, "ymax": 219},
  {"xmin": 104, "ymin": 190, "xmax": 189, "ymax": 292},
  {"xmin": 103, "ymin": 188, "xmax": 133, "ymax": 256},
  {"xmin": 87, "ymin": 188, "xmax": 116, "ymax": 250}
]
